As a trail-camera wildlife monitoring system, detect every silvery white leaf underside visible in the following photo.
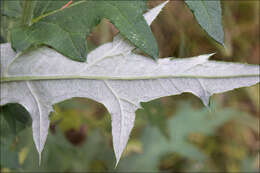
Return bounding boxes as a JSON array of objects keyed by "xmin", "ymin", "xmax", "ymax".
[{"xmin": 0, "ymin": 1, "xmax": 259, "ymax": 165}]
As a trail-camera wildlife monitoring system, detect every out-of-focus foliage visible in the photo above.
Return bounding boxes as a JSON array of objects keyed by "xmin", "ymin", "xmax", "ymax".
[
  {"xmin": 117, "ymin": 102, "xmax": 239, "ymax": 171},
  {"xmin": 0, "ymin": 99, "xmax": 259, "ymax": 172},
  {"xmin": 0, "ymin": 104, "xmax": 31, "ymax": 169},
  {"xmin": 1, "ymin": 0, "xmax": 259, "ymax": 172}
]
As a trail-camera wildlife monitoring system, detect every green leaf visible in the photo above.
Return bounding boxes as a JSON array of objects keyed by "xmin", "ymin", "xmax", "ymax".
[
  {"xmin": 1, "ymin": 0, "xmax": 22, "ymax": 18},
  {"xmin": 0, "ymin": 0, "xmax": 22, "ymax": 43},
  {"xmin": 10, "ymin": 0, "xmax": 158, "ymax": 61},
  {"xmin": 185, "ymin": 0, "xmax": 224, "ymax": 45},
  {"xmin": 1, "ymin": 103, "xmax": 32, "ymax": 136}
]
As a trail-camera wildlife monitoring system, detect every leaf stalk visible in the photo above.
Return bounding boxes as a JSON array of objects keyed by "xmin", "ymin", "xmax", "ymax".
[{"xmin": 21, "ymin": 0, "xmax": 36, "ymax": 26}]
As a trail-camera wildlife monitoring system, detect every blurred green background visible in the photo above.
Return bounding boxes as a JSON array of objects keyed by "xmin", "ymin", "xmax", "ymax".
[{"xmin": 1, "ymin": 0, "xmax": 259, "ymax": 172}]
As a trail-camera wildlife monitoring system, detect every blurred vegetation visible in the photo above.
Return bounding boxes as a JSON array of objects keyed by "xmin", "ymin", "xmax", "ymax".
[{"xmin": 1, "ymin": 0, "xmax": 259, "ymax": 172}]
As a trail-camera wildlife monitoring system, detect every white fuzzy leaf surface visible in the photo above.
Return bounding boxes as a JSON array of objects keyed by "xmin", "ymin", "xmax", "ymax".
[{"xmin": 0, "ymin": 1, "xmax": 259, "ymax": 165}]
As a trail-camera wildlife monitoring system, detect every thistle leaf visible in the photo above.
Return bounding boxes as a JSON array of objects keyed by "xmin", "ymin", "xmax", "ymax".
[{"xmin": 1, "ymin": 1, "xmax": 259, "ymax": 165}]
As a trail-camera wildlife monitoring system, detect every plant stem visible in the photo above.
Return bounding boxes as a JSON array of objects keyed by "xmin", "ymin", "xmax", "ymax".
[
  {"xmin": 31, "ymin": 1, "xmax": 84, "ymax": 25},
  {"xmin": 21, "ymin": 0, "xmax": 36, "ymax": 26}
]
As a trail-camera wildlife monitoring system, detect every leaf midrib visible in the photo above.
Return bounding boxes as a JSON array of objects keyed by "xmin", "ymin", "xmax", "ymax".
[
  {"xmin": 1, "ymin": 74, "xmax": 258, "ymax": 83},
  {"xmin": 26, "ymin": 81, "xmax": 43, "ymax": 154}
]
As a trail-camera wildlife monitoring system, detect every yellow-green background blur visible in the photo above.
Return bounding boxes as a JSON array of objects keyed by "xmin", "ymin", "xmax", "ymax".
[{"xmin": 1, "ymin": 0, "xmax": 259, "ymax": 172}]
